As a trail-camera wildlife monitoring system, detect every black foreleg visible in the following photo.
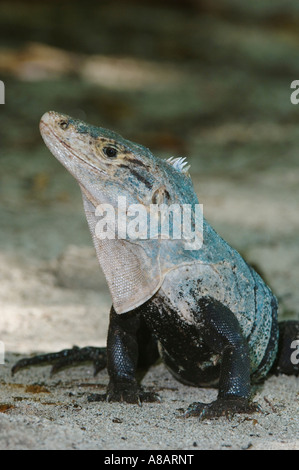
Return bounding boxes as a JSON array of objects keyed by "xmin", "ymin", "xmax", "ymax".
[
  {"xmin": 89, "ymin": 306, "xmax": 159, "ymax": 404},
  {"xmin": 185, "ymin": 297, "xmax": 259, "ymax": 420}
]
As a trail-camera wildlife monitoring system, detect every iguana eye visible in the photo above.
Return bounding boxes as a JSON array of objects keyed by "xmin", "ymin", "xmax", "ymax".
[{"xmin": 103, "ymin": 147, "xmax": 118, "ymax": 158}]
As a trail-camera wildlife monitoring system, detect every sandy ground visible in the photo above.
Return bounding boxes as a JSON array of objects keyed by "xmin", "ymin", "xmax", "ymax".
[{"xmin": 0, "ymin": 356, "xmax": 298, "ymax": 450}]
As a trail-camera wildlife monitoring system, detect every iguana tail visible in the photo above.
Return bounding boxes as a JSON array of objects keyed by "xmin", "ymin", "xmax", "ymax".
[{"xmin": 12, "ymin": 346, "xmax": 107, "ymax": 377}]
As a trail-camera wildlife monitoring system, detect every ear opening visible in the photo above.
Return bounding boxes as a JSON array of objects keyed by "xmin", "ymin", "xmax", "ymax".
[{"xmin": 151, "ymin": 186, "xmax": 171, "ymax": 205}]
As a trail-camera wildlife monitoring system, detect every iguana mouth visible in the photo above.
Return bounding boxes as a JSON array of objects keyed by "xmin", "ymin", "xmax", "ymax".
[{"xmin": 40, "ymin": 118, "xmax": 107, "ymax": 176}]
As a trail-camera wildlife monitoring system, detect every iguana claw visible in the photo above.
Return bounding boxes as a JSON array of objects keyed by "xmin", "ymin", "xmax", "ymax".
[
  {"xmin": 184, "ymin": 397, "xmax": 261, "ymax": 420},
  {"xmin": 88, "ymin": 387, "xmax": 160, "ymax": 405}
]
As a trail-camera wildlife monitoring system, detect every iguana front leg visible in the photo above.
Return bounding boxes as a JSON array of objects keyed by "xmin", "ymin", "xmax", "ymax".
[
  {"xmin": 105, "ymin": 306, "xmax": 140, "ymax": 403},
  {"xmin": 185, "ymin": 297, "xmax": 259, "ymax": 420},
  {"xmin": 89, "ymin": 307, "xmax": 159, "ymax": 404}
]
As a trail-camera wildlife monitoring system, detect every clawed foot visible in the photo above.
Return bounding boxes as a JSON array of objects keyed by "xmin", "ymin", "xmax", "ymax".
[
  {"xmin": 11, "ymin": 346, "xmax": 107, "ymax": 377},
  {"xmin": 88, "ymin": 380, "xmax": 160, "ymax": 405},
  {"xmin": 184, "ymin": 397, "xmax": 261, "ymax": 420}
]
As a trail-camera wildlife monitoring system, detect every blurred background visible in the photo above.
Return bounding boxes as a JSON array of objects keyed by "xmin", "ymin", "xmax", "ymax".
[{"xmin": 0, "ymin": 0, "xmax": 299, "ymax": 353}]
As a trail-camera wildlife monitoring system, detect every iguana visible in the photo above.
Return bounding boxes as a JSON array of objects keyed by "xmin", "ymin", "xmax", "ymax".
[{"xmin": 12, "ymin": 111, "xmax": 299, "ymax": 420}]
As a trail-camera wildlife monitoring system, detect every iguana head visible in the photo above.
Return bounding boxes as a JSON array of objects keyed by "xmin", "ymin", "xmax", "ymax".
[
  {"xmin": 40, "ymin": 111, "xmax": 201, "ymax": 313},
  {"xmin": 40, "ymin": 111, "xmax": 194, "ymax": 209}
]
